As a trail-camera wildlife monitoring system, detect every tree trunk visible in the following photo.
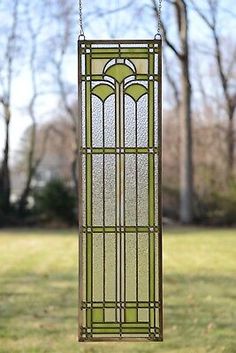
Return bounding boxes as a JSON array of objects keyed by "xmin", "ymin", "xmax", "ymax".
[
  {"xmin": 18, "ymin": 123, "xmax": 36, "ymax": 213},
  {"xmin": 0, "ymin": 108, "xmax": 11, "ymax": 212},
  {"xmin": 156, "ymin": 0, "xmax": 194, "ymax": 223},
  {"xmin": 227, "ymin": 114, "xmax": 234, "ymax": 178},
  {"xmin": 176, "ymin": 0, "xmax": 194, "ymax": 223},
  {"xmin": 71, "ymin": 129, "xmax": 79, "ymax": 199},
  {"xmin": 180, "ymin": 58, "xmax": 193, "ymax": 222}
]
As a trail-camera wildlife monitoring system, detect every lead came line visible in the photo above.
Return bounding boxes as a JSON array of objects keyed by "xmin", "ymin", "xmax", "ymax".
[
  {"xmin": 135, "ymin": 101, "xmax": 139, "ymax": 321},
  {"xmin": 123, "ymin": 80, "xmax": 127, "ymax": 325},
  {"xmin": 102, "ymin": 101, "xmax": 106, "ymax": 320}
]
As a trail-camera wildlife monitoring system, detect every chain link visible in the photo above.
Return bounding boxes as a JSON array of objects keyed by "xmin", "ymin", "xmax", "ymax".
[
  {"xmin": 155, "ymin": 0, "xmax": 162, "ymax": 39},
  {"xmin": 79, "ymin": 0, "xmax": 85, "ymax": 39}
]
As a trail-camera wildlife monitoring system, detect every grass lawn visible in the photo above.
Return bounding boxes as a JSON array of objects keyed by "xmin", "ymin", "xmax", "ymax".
[{"xmin": 0, "ymin": 227, "xmax": 235, "ymax": 353}]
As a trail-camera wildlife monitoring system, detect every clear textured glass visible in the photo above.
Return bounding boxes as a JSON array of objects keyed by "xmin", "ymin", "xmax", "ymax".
[
  {"xmin": 92, "ymin": 96, "xmax": 103, "ymax": 147},
  {"xmin": 105, "ymin": 233, "xmax": 116, "ymax": 301},
  {"xmin": 137, "ymin": 95, "xmax": 148, "ymax": 147},
  {"xmin": 105, "ymin": 155, "xmax": 115, "ymax": 226},
  {"xmin": 138, "ymin": 233, "xmax": 149, "ymax": 301},
  {"xmin": 125, "ymin": 155, "xmax": 136, "ymax": 226},
  {"xmin": 92, "ymin": 155, "xmax": 103, "ymax": 225},
  {"xmin": 93, "ymin": 233, "xmax": 103, "ymax": 301},
  {"xmin": 104, "ymin": 95, "xmax": 115, "ymax": 147},
  {"xmin": 138, "ymin": 155, "xmax": 148, "ymax": 226},
  {"xmin": 125, "ymin": 233, "xmax": 136, "ymax": 301}
]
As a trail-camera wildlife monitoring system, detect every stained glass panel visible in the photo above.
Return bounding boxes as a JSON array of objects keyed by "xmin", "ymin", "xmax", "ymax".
[{"xmin": 78, "ymin": 40, "xmax": 162, "ymax": 342}]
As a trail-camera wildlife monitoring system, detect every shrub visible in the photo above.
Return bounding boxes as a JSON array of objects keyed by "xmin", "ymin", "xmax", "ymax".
[
  {"xmin": 34, "ymin": 179, "xmax": 76, "ymax": 225},
  {"xmin": 195, "ymin": 180, "xmax": 236, "ymax": 226}
]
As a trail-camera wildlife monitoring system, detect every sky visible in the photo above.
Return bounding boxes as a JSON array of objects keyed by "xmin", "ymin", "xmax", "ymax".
[{"xmin": 0, "ymin": 0, "xmax": 235, "ymax": 164}]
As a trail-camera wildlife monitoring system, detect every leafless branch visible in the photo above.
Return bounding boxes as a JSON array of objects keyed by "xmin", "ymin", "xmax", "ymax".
[{"xmin": 152, "ymin": 0, "xmax": 183, "ymax": 58}]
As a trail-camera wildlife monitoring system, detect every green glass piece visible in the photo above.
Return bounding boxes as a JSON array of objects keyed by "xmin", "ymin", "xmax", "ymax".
[
  {"xmin": 93, "ymin": 323, "xmax": 149, "ymax": 329},
  {"xmin": 92, "ymin": 327, "xmax": 149, "ymax": 334},
  {"xmin": 92, "ymin": 84, "xmax": 114, "ymax": 101},
  {"xmin": 86, "ymin": 82, "xmax": 92, "ymax": 147},
  {"xmin": 122, "ymin": 328, "xmax": 148, "ymax": 334},
  {"xmin": 93, "ymin": 328, "xmax": 120, "ymax": 334},
  {"xmin": 125, "ymin": 308, "xmax": 137, "ymax": 322},
  {"xmin": 92, "ymin": 75, "xmax": 104, "ymax": 80},
  {"xmin": 148, "ymin": 154, "xmax": 155, "ymax": 225},
  {"xmin": 86, "ymin": 308, "xmax": 91, "ymax": 328},
  {"xmin": 86, "ymin": 232, "xmax": 92, "ymax": 301},
  {"xmin": 149, "ymin": 233, "xmax": 155, "ymax": 302},
  {"xmin": 90, "ymin": 301, "xmax": 157, "ymax": 309},
  {"xmin": 148, "ymin": 81, "xmax": 154, "ymax": 147},
  {"xmin": 105, "ymin": 308, "xmax": 115, "ymax": 321},
  {"xmin": 92, "ymin": 53, "xmax": 148, "ymax": 59},
  {"xmin": 105, "ymin": 63, "xmax": 134, "ymax": 83},
  {"xmin": 136, "ymin": 74, "xmax": 149, "ymax": 80},
  {"xmin": 125, "ymin": 83, "xmax": 147, "ymax": 101},
  {"xmin": 86, "ymin": 55, "xmax": 91, "ymax": 75},
  {"xmin": 150, "ymin": 308, "xmax": 155, "ymax": 327},
  {"xmin": 92, "ymin": 308, "xmax": 104, "ymax": 322},
  {"xmin": 121, "ymin": 48, "xmax": 148, "ymax": 54},
  {"xmin": 149, "ymin": 52, "xmax": 154, "ymax": 74},
  {"xmin": 86, "ymin": 154, "xmax": 92, "ymax": 225},
  {"xmin": 92, "ymin": 48, "xmax": 120, "ymax": 54}
]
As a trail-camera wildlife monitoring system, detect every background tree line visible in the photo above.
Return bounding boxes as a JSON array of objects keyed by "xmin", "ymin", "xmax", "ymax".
[{"xmin": 0, "ymin": 0, "xmax": 235, "ymax": 226}]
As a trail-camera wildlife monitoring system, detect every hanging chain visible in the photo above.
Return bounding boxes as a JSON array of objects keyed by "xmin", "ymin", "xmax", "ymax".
[
  {"xmin": 78, "ymin": 0, "xmax": 85, "ymax": 39},
  {"xmin": 155, "ymin": 0, "xmax": 162, "ymax": 39},
  {"xmin": 79, "ymin": 0, "xmax": 161, "ymax": 39}
]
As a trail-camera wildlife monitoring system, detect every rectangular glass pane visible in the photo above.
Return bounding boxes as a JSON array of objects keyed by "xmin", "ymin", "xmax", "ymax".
[{"xmin": 78, "ymin": 39, "xmax": 162, "ymax": 342}]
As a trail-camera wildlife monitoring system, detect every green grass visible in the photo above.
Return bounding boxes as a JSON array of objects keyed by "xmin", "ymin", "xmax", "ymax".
[{"xmin": 0, "ymin": 227, "xmax": 235, "ymax": 353}]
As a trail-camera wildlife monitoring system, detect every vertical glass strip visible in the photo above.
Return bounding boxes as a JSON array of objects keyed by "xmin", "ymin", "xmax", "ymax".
[
  {"xmin": 85, "ymin": 49, "xmax": 92, "ymax": 333},
  {"xmin": 157, "ymin": 43, "xmax": 163, "ymax": 339}
]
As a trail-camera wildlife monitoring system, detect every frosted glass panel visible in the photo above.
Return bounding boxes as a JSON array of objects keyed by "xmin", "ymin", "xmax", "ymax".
[
  {"xmin": 105, "ymin": 95, "xmax": 115, "ymax": 147},
  {"xmin": 138, "ymin": 233, "xmax": 149, "ymax": 301},
  {"xmin": 105, "ymin": 155, "xmax": 115, "ymax": 226},
  {"xmin": 137, "ymin": 95, "xmax": 148, "ymax": 147},
  {"xmin": 92, "ymin": 155, "xmax": 103, "ymax": 225},
  {"xmin": 79, "ymin": 40, "xmax": 162, "ymax": 342},
  {"xmin": 138, "ymin": 155, "xmax": 148, "ymax": 226},
  {"xmin": 125, "ymin": 96, "xmax": 135, "ymax": 147},
  {"xmin": 93, "ymin": 233, "xmax": 103, "ymax": 301},
  {"xmin": 105, "ymin": 234, "xmax": 116, "ymax": 301},
  {"xmin": 125, "ymin": 233, "xmax": 136, "ymax": 301},
  {"xmin": 125, "ymin": 155, "xmax": 136, "ymax": 226},
  {"xmin": 92, "ymin": 96, "xmax": 103, "ymax": 147}
]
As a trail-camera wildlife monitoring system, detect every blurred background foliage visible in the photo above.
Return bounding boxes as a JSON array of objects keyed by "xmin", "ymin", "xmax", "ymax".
[{"xmin": 0, "ymin": 0, "xmax": 235, "ymax": 227}]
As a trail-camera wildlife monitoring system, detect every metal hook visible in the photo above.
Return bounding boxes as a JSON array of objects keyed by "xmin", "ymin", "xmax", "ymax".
[
  {"xmin": 79, "ymin": 33, "xmax": 85, "ymax": 41},
  {"xmin": 154, "ymin": 33, "xmax": 162, "ymax": 40}
]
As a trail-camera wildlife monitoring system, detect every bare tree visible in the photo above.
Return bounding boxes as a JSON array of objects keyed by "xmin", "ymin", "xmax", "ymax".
[
  {"xmin": 18, "ymin": 0, "xmax": 76, "ymax": 212},
  {"xmin": 54, "ymin": 54, "xmax": 78, "ymax": 194},
  {"xmin": 153, "ymin": 0, "xmax": 194, "ymax": 223},
  {"xmin": 0, "ymin": 0, "xmax": 20, "ymax": 212},
  {"xmin": 18, "ymin": 3, "xmax": 48, "ymax": 212},
  {"xmin": 47, "ymin": 0, "xmax": 79, "ymax": 193},
  {"xmin": 190, "ymin": 0, "xmax": 236, "ymax": 177}
]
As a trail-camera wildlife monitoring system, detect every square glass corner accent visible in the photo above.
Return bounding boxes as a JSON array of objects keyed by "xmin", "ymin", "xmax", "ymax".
[{"xmin": 78, "ymin": 40, "xmax": 163, "ymax": 342}]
